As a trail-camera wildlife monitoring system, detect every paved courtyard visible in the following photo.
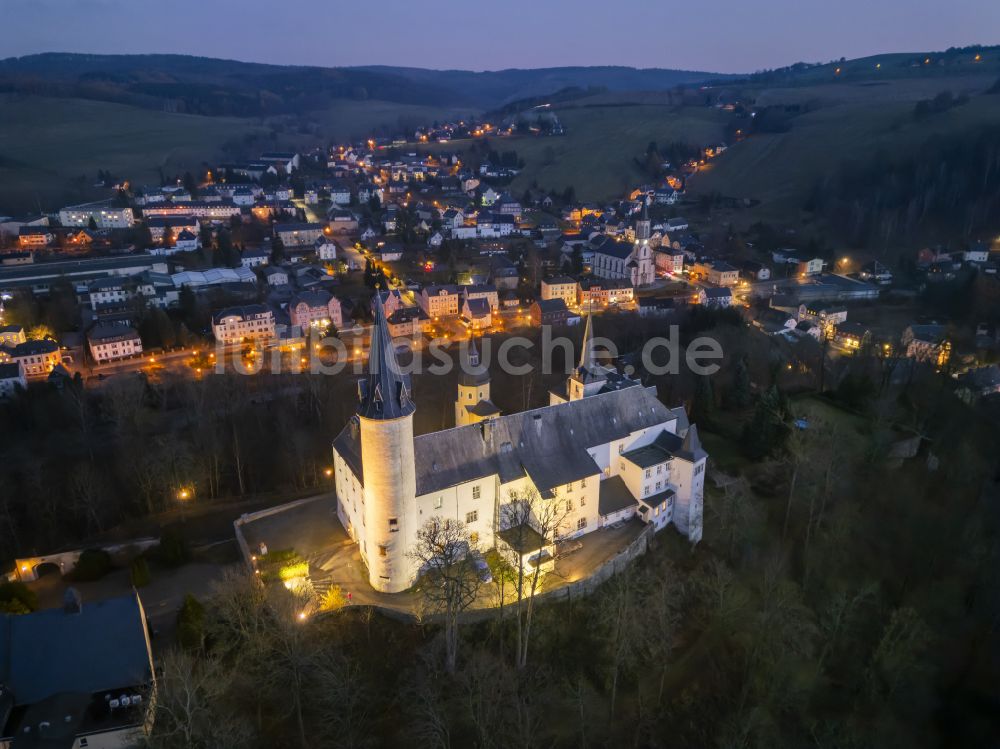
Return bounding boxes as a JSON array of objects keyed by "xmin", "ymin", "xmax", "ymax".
[{"xmin": 236, "ymin": 495, "xmax": 649, "ymax": 616}]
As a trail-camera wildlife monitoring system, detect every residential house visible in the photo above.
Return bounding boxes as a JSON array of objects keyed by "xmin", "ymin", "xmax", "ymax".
[
  {"xmin": 461, "ymin": 284, "xmax": 500, "ymax": 312},
  {"xmin": 7, "ymin": 338, "xmax": 61, "ymax": 377},
  {"xmin": 386, "ymin": 305, "xmax": 429, "ymax": 337},
  {"xmin": 212, "ymin": 304, "xmax": 276, "ymax": 344},
  {"xmin": 655, "ymin": 248, "xmax": 685, "ymax": 275},
  {"xmin": 59, "ymin": 201, "xmax": 135, "ymax": 229},
  {"xmin": 0, "ymin": 325, "xmax": 26, "ymax": 348},
  {"xmin": 275, "ymin": 223, "xmax": 325, "ymax": 247},
  {"xmin": 902, "ymin": 324, "xmax": 950, "ymax": 366},
  {"xmin": 461, "ymin": 296, "xmax": 493, "ymax": 331},
  {"xmin": 147, "ymin": 215, "xmax": 200, "ymax": 244},
  {"xmin": 419, "ymin": 285, "xmax": 460, "ymax": 318},
  {"xmin": 577, "ymin": 277, "xmax": 634, "ymax": 307},
  {"xmin": 540, "ymin": 276, "xmax": 578, "ymax": 307},
  {"xmin": 740, "ymin": 260, "xmax": 771, "ymax": 282},
  {"xmin": 315, "ymin": 239, "xmax": 339, "ymax": 262},
  {"xmin": 263, "ymin": 266, "xmax": 290, "ymax": 287},
  {"xmin": 17, "ymin": 227, "xmax": 54, "ymax": 249},
  {"xmin": 88, "ymin": 326, "xmax": 143, "ymax": 362},
  {"xmin": 241, "ymin": 248, "xmax": 271, "ymax": 268},
  {"xmin": 88, "ymin": 277, "xmax": 132, "ymax": 309},
  {"xmin": 834, "ymin": 322, "xmax": 870, "ymax": 350},
  {"xmin": 531, "ymin": 298, "xmax": 571, "ymax": 326},
  {"xmin": 288, "ymin": 290, "xmax": 344, "ymax": 333},
  {"xmin": 692, "ymin": 260, "xmax": 739, "ymax": 286},
  {"xmin": 698, "ymin": 287, "xmax": 733, "ymax": 308}
]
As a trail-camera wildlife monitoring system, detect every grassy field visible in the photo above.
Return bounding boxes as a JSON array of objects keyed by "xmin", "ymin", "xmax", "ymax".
[
  {"xmin": 688, "ymin": 75, "xmax": 1000, "ymax": 225},
  {"xmin": 0, "ymin": 95, "xmax": 267, "ymax": 213},
  {"xmin": 298, "ymin": 99, "xmax": 471, "ymax": 142},
  {"xmin": 506, "ymin": 102, "xmax": 729, "ymax": 201},
  {"xmin": 0, "ymin": 95, "xmax": 471, "ymax": 213}
]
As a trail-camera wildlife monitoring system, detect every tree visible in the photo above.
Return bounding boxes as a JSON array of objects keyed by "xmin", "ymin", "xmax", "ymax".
[
  {"xmin": 408, "ymin": 516, "xmax": 483, "ymax": 673},
  {"xmin": 500, "ymin": 486, "xmax": 572, "ymax": 669},
  {"xmin": 730, "ymin": 354, "xmax": 753, "ymax": 410}
]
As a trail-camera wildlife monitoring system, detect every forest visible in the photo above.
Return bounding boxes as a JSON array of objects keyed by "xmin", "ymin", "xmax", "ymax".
[{"xmin": 807, "ymin": 124, "xmax": 1000, "ymax": 251}]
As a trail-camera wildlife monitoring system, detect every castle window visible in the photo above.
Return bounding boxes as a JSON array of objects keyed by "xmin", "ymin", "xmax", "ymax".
[
  {"xmin": 581, "ymin": 477, "xmax": 587, "ymax": 488},
  {"xmin": 577, "ymin": 518, "xmax": 587, "ymax": 530},
  {"xmin": 655, "ymin": 481, "xmax": 662, "ymax": 491},
  {"xmin": 566, "ymin": 483, "xmax": 573, "ymax": 493},
  {"xmin": 565, "ymin": 500, "xmax": 573, "ymax": 513},
  {"xmin": 466, "ymin": 510, "xmax": 478, "ymax": 524},
  {"xmin": 657, "ymin": 465, "xmax": 662, "ymax": 474},
  {"xmin": 472, "ymin": 485, "xmax": 481, "ymax": 500},
  {"xmin": 644, "ymin": 487, "xmax": 650, "ymax": 496},
  {"xmin": 378, "ymin": 545, "xmax": 387, "ymax": 557},
  {"xmin": 388, "ymin": 517, "xmax": 399, "ymax": 532},
  {"xmin": 645, "ymin": 468, "xmax": 651, "ymax": 478}
]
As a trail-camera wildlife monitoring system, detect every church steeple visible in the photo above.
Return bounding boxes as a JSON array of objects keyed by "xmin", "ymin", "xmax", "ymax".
[
  {"xmin": 635, "ymin": 197, "xmax": 651, "ymax": 242},
  {"xmin": 357, "ymin": 293, "xmax": 415, "ymax": 420}
]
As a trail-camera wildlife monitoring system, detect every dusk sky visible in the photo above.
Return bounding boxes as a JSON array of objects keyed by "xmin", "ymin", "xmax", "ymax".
[{"xmin": 2, "ymin": 0, "xmax": 996, "ymax": 73}]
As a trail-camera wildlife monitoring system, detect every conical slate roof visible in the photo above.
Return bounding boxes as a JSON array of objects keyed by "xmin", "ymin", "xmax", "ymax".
[{"xmin": 357, "ymin": 294, "xmax": 415, "ymax": 420}]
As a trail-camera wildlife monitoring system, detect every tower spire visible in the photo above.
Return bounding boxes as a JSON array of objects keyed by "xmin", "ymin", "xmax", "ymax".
[
  {"xmin": 357, "ymin": 293, "xmax": 415, "ymax": 419},
  {"xmin": 578, "ymin": 310, "xmax": 595, "ymax": 371}
]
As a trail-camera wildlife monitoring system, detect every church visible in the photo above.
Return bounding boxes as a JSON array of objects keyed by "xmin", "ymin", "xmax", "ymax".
[
  {"xmin": 331, "ymin": 299, "xmax": 706, "ymax": 593},
  {"xmin": 590, "ymin": 200, "xmax": 656, "ymax": 287}
]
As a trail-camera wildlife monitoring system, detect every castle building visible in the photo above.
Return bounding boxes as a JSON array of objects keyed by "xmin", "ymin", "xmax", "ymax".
[{"xmin": 332, "ymin": 301, "xmax": 705, "ymax": 594}]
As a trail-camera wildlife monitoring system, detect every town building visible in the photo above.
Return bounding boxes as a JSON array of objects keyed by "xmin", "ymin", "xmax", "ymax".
[
  {"xmin": 0, "ymin": 591, "xmax": 155, "ymax": 748},
  {"xmin": 902, "ymin": 324, "xmax": 951, "ymax": 367},
  {"xmin": 331, "ymin": 303, "xmax": 706, "ymax": 593},
  {"xmin": 5, "ymin": 339, "xmax": 61, "ymax": 377},
  {"xmin": 288, "ymin": 290, "xmax": 344, "ymax": 333},
  {"xmin": 419, "ymin": 285, "xmax": 460, "ymax": 318},
  {"xmin": 59, "ymin": 201, "xmax": 135, "ymax": 229},
  {"xmin": 540, "ymin": 276, "xmax": 578, "ymax": 308},
  {"xmin": 212, "ymin": 304, "xmax": 276, "ymax": 344},
  {"xmin": 88, "ymin": 326, "xmax": 143, "ymax": 363},
  {"xmin": 699, "ymin": 287, "xmax": 733, "ymax": 308},
  {"xmin": 531, "ymin": 298, "xmax": 571, "ymax": 326},
  {"xmin": 577, "ymin": 277, "xmax": 634, "ymax": 307},
  {"xmin": 275, "ymin": 223, "xmax": 325, "ymax": 247},
  {"xmin": 0, "ymin": 325, "xmax": 26, "ymax": 348}
]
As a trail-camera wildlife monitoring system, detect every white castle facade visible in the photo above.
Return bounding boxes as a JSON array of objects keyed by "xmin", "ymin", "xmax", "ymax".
[{"xmin": 332, "ymin": 303, "xmax": 706, "ymax": 593}]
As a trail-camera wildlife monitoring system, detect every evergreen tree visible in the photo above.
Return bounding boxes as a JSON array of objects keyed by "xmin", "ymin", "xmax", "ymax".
[{"xmin": 730, "ymin": 355, "xmax": 753, "ymax": 410}]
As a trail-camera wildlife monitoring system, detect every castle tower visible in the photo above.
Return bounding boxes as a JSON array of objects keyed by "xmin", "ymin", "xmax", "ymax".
[
  {"xmin": 455, "ymin": 336, "xmax": 499, "ymax": 426},
  {"xmin": 357, "ymin": 295, "xmax": 417, "ymax": 593}
]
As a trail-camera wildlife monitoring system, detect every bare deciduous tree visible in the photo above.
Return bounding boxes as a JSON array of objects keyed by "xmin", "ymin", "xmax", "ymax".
[{"xmin": 408, "ymin": 516, "xmax": 483, "ymax": 673}]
